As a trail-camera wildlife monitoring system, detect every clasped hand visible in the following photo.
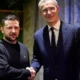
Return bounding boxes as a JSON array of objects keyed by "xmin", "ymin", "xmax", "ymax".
[{"xmin": 26, "ymin": 67, "xmax": 36, "ymax": 80}]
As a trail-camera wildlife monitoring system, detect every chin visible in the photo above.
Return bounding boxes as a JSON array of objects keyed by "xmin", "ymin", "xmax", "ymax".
[
  {"xmin": 47, "ymin": 20, "xmax": 54, "ymax": 23},
  {"xmin": 10, "ymin": 38, "xmax": 16, "ymax": 41},
  {"xmin": 12, "ymin": 39, "xmax": 16, "ymax": 41}
]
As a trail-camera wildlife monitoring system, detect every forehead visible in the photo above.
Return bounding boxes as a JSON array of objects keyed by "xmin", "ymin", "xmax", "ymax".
[
  {"xmin": 41, "ymin": 0, "xmax": 57, "ymax": 9},
  {"xmin": 5, "ymin": 20, "xmax": 19, "ymax": 25},
  {"xmin": 3, "ymin": 20, "xmax": 19, "ymax": 28}
]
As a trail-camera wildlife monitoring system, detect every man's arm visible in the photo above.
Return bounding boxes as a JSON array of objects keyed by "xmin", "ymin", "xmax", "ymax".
[{"xmin": 0, "ymin": 45, "xmax": 31, "ymax": 80}]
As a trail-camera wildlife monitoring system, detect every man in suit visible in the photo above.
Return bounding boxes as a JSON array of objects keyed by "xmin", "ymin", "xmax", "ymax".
[{"xmin": 30, "ymin": 0, "xmax": 80, "ymax": 80}]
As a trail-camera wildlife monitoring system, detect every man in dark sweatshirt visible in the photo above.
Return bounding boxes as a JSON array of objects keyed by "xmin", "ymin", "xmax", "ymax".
[{"xmin": 0, "ymin": 14, "xmax": 35, "ymax": 80}]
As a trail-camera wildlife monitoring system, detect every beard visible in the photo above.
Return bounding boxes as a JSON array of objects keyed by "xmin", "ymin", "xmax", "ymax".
[{"xmin": 5, "ymin": 36, "xmax": 18, "ymax": 43}]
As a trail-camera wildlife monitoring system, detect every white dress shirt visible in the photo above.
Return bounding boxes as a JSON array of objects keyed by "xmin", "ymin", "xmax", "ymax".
[{"xmin": 48, "ymin": 20, "xmax": 60, "ymax": 45}]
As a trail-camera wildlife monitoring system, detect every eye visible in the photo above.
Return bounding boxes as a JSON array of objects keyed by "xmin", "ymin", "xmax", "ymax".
[
  {"xmin": 50, "ymin": 6, "xmax": 57, "ymax": 12},
  {"xmin": 7, "ymin": 27, "xmax": 12, "ymax": 30},
  {"xmin": 42, "ymin": 9, "xmax": 48, "ymax": 13},
  {"xmin": 50, "ymin": 7, "xmax": 55, "ymax": 10},
  {"xmin": 15, "ymin": 26, "xmax": 19, "ymax": 30}
]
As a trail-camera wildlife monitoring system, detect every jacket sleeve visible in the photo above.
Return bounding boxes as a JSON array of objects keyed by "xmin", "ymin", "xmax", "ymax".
[
  {"xmin": 31, "ymin": 37, "xmax": 42, "ymax": 73},
  {"xmin": 0, "ymin": 44, "xmax": 31, "ymax": 80}
]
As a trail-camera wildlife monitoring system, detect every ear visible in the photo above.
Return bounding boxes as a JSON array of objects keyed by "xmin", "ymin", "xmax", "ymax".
[{"xmin": 1, "ymin": 27, "xmax": 4, "ymax": 33}]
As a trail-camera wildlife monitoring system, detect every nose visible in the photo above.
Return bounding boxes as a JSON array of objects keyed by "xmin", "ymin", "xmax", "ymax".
[
  {"xmin": 12, "ymin": 28, "xmax": 16, "ymax": 33},
  {"xmin": 47, "ymin": 9, "xmax": 51, "ymax": 14}
]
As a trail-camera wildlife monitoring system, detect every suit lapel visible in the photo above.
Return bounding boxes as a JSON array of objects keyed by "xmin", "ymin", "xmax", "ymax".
[
  {"xmin": 43, "ymin": 26, "xmax": 54, "ymax": 60},
  {"xmin": 55, "ymin": 21, "xmax": 68, "ymax": 63},
  {"xmin": 62, "ymin": 22, "xmax": 68, "ymax": 46},
  {"xmin": 57, "ymin": 21, "xmax": 68, "ymax": 47},
  {"xmin": 57, "ymin": 21, "xmax": 69, "ymax": 46},
  {"xmin": 43, "ymin": 25, "xmax": 51, "ymax": 51}
]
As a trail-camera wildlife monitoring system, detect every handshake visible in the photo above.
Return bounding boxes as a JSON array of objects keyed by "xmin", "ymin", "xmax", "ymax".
[{"xmin": 26, "ymin": 67, "xmax": 36, "ymax": 80}]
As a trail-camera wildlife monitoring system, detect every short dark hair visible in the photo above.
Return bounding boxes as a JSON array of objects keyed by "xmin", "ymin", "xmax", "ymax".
[{"xmin": 2, "ymin": 14, "xmax": 19, "ymax": 26}]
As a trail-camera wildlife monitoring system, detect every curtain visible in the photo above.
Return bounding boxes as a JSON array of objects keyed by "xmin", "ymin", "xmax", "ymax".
[{"xmin": 58, "ymin": 0, "xmax": 80, "ymax": 27}]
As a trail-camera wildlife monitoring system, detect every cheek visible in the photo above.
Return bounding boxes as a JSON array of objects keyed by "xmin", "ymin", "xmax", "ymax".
[
  {"xmin": 42, "ymin": 13, "xmax": 48, "ymax": 19},
  {"xmin": 17, "ymin": 30, "xmax": 20, "ymax": 35},
  {"xmin": 41, "ymin": 12, "xmax": 47, "ymax": 18},
  {"xmin": 2, "ymin": 30, "xmax": 7, "ymax": 34},
  {"xmin": 3, "ymin": 30, "xmax": 11, "ymax": 35},
  {"xmin": 43, "ymin": 12, "xmax": 46, "ymax": 15}
]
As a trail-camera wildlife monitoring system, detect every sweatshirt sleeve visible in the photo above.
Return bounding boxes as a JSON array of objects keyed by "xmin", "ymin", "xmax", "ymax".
[{"xmin": 0, "ymin": 44, "xmax": 31, "ymax": 80}]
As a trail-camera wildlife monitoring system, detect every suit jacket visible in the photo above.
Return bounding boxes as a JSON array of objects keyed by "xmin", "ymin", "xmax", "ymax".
[{"xmin": 31, "ymin": 21, "xmax": 80, "ymax": 80}]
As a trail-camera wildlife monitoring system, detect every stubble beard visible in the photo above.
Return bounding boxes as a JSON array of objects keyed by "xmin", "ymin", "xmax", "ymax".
[{"xmin": 5, "ymin": 36, "xmax": 17, "ymax": 43}]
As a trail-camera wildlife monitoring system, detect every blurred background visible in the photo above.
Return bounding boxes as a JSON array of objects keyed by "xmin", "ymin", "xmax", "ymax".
[{"xmin": 0, "ymin": 0, "xmax": 80, "ymax": 80}]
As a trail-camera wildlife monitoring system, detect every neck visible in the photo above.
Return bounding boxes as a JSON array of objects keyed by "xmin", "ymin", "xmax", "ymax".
[
  {"xmin": 3, "ymin": 38, "xmax": 17, "ymax": 44},
  {"xmin": 48, "ymin": 18, "xmax": 60, "ymax": 26}
]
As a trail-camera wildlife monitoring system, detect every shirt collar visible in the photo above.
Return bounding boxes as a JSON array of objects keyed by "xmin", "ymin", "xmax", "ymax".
[{"xmin": 48, "ymin": 19, "xmax": 60, "ymax": 31}]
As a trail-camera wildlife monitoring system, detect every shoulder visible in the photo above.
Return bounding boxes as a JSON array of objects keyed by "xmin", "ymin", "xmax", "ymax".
[
  {"xmin": 63, "ymin": 22, "xmax": 78, "ymax": 27},
  {"xmin": 33, "ymin": 27, "xmax": 45, "ymax": 41},
  {"xmin": 35, "ymin": 27, "xmax": 44, "ymax": 34},
  {"xmin": 62, "ymin": 22, "xmax": 79, "ymax": 31},
  {"xmin": 0, "ymin": 40, "xmax": 8, "ymax": 53},
  {"xmin": 0, "ymin": 40, "xmax": 5, "ymax": 48},
  {"xmin": 34, "ymin": 26, "xmax": 46, "ymax": 37}
]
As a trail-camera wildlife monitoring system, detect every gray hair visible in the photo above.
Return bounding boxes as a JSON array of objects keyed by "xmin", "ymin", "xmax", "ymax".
[{"xmin": 38, "ymin": 0, "xmax": 58, "ymax": 10}]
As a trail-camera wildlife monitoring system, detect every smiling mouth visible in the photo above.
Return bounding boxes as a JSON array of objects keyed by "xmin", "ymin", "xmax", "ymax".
[
  {"xmin": 10, "ymin": 34, "xmax": 17, "ymax": 38},
  {"xmin": 47, "ymin": 17, "xmax": 54, "ymax": 20},
  {"xmin": 46, "ymin": 15, "xmax": 54, "ymax": 18}
]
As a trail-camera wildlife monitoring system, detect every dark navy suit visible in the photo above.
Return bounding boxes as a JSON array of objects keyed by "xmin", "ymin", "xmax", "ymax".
[{"xmin": 31, "ymin": 21, "xmax": 80, "ymax": 80}]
